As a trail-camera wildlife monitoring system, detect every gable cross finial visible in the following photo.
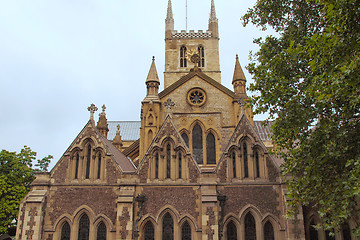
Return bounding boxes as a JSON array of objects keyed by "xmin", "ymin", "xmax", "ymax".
[{"xmin": 88, "ymin": 104, "xmax": 98, "ymax": 121}]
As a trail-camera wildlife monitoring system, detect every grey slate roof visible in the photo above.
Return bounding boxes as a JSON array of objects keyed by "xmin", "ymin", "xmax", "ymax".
[
  {"xmin": 107, "ymin": 120, "xmax": 272, "ymax": 142},
  {"xmin": 108, "ymin": 121, "xmax": 141, "ymax": 141}
]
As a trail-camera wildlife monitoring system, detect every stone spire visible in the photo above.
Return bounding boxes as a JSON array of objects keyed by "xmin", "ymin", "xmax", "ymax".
[
  {"xmin": 165, "ymin": 0, "xmax": 174, "ymax": 32},
  {"xmin": 208, "ymin": 0, "xmax": 219, "ymax": 38},
  {"xmin": 144, "ymin": 57, "xmax": 160, "ymax": 102},
  {"xmin": 97, "ymin": 104, "xmax": 109, "ymax": 138},
  {"xmin": 112, "ymin": 124, "xmax": 123, "ymax": 151},
  {"xmin": 232, "ymin": 54, "xmax": 247, "ymax": 96}
]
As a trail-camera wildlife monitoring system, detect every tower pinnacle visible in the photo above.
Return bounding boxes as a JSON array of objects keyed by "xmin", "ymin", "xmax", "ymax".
[
  {"xmin": 208, "ymin": 0, "xmax": 218, "ymax": 38},
  {"xmin": 209, "ymin": 0, "xmax": 217, "ymax": 22},
  {"xmin": 165, "ymin": 0, "xmax": 174, "ymax": 32}
]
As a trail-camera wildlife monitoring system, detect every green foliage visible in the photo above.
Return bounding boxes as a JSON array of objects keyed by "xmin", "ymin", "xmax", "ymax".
[
  {"xmin": 243, "ymin": 0, "xmax": 360, "ymax": 232},
  {"xmin": 0, "ymin": 146, "xmax": 52, "ymax": 234}
]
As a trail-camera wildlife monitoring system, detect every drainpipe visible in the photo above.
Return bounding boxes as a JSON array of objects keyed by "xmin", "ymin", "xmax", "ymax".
[
  {"xmin": 134, "ymin": 194, "xmax": 146, "ymax": 240},
  {"xmin": 217, "ymin": 193, "xmax": 227, "ymax": 240}
]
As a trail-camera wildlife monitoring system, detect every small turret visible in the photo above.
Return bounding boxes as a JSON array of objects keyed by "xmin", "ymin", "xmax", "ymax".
[
  {"xmin": 144, "ymin": 56, "xmax": 160, "ymax": 102},
  {"xmin": 96, "ymin": 105, "xmax": 109, "ymax": 138},
  {"xmin": 113, "ymin": 124, "xmax": 123, "ymax": 151},
  {"xmin": 208, "ymin": 0, "xmax": 218, "ymax": 38},
  {"xmin": 165, "ymin": 0, "xmax": 174, "ymax": 37},
  {"xmin": 232, "ymin": 54, "xmax": 247, "ymax": 97}
]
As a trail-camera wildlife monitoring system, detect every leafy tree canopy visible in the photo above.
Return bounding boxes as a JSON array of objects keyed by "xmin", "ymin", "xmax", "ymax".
[
  {"xmin": 243, "ymin": 0, "xmax": 360, "ymax": 233},
  {"xmin": 0, "ymin": 146, "xmax": 52, "ymax": 234}
]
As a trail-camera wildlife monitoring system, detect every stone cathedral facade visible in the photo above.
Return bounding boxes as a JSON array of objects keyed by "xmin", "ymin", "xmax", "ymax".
[{"xmin": 15, "ymin": 1, "xmax": 357, "ymax": 240}]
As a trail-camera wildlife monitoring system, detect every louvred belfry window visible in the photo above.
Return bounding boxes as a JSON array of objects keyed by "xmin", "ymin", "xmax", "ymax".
[{"xmin": 162, "ymin": 213, "xmax": 174, "ymax": 240}]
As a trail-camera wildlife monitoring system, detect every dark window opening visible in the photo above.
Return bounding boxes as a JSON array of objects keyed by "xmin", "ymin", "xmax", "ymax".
[
  {"xmin": 181, "ymin": 221, "xmax": 191, "ymax": 240},
  {"xmin": 166, "ymin": 144, "xmax": 171, "ymax": 179},
  {"xmin": 232, "ymin": 151, "xmax": 236, "ymax": 178},
  {"xmin": 178, "ymin": 152, "xmax": 182, "ymax": 179},
  {"xmin": 60, "ymin": 222, "xmax": 70, "ymax": 240},
  {"xmin": 75, "ymin": 153, "xmax": 79, "ymax": 179},
  {"xmin": 181, "ymin": 133, "xmax": 189, "ymax": 147},
  {"xmin": 97, "ymin": 153, "xmax": 101, "ymax": 179},
  {"xmin": 206, "ymin": 132, "xmax": 216, "ymax": 164},
  {"xmin": 97, "ymin": 222, "xmax": 106, "ymax": 240},
  {"xmin": 255, "ymin": 150, "xmax": 260, "ymax": 178},
  {"xmin": 245, "ymin": 213, "xmax": 256, "ymax": 240},
  {"xmin": 243, "ymin": 143, "xmax": 248, "ymax": 178},
  {"xmin": 227, "ymin": 221, "xmax": 237, "ymax": 240},
  {"xmin": 78, "ymin": 213, "xmax": 90, "ymax": 240},
  {"xmin": 144, "ymin": 221, "xmax": 155, "ymax": 240},
  {"xmin": 192, "ymin": 124, "xmax": 203, "ymax": 164},
  {"xmin": 180, "ymin": 46, "xmax": 187, "ymax": 68},
  {"xmin": 162, "ymin": 213, "xmax": 174, "ymax": 240},
  {"xmin": 155, "ymin": 153, "xmax": 159, "ymax": 179},
  {"xmin": 86, "ymin": 145, "xmax": 91, "ymax": 179},
  {"xmin": 264, "ymin": 221, "xmax": 274, "ymax": 240},
  {"xmin": 198, "ymin": 46, "xmax": 205, "ymax": 67}
]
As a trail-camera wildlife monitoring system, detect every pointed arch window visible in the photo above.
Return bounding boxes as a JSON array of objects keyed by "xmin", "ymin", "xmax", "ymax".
[
  {"xmin": 75, "ymin": 153, "xmax": 80, "ymax": 179},
  {"xmin": 97, "ymin": 152, "xmax": 102, "ymax": 179},
  {"xmin": 245, "ymin": 213, "xmax": 256, "ymax": 240},
  {"xmin": 243, "ymin": 143, "xmax": 249, "ymax": 178},
  {"xmin": 180, "ymin": 46, "xmax": 187, "ymax": 67},
  {"xmin": 232, "ymin": 151, "xmax": 236, "ymax": 178},
  {"xmin": 309, "ymin": 219, "xmax": 318, "ymax": 240},
  {"xmin": 192, "ymin": 124, "xmax": 203, "ymax": 164},
  {"xmin": 78, "ymin": 213, "xmax": 90, "ymax": 240},
  {"xmin": 178, "ymin": 152, "xmax": 182, "ymax": 179},
  {"xmin": 264, "ymin": 221, "xmax": 274, "ymax": 240},
  {"xmin": 255, "ymin": 150, "xmax": 260, "ymax": 178},
  {"xmin": 162, "ymin": 213, "xmax": 174, "ymax": 240},
  {"xmin": 86, "ymin": 145, "xmax": 91, "ymax": 179},
  {"xmin": 144, "ymin": 221, "xmax": 155, "ymax": 240},
  {"xmin": 181, "ymin": 221, "xmax": 191, "ymax": 240},
  {"xmin": 166, "ymin": 144, "xmax": 171, "ymax": 179},
  {"xmin": 227, "ymin": 221, "xmax": 237, "ymax": 240},
  {"xmin": 206, "ymin": 132, "xmax": 216, "ymax": 164},
  {"xmin": 181, "ymin": 133, "xmax": 189, "ymax": 147},
  {"xmin": 97, "ymin": 222, "xmax": 107, "ymax": 240},
  {"xmin": 198, "ymin": 46, "xmax": 205, "ymax": 67},
  {"xmin": 60, "ymin": 221, "xmax": 70, "ymax": 240},
  {"xmin": 155, "ymin": 153, "xmax": 159, "ymax": 179}
]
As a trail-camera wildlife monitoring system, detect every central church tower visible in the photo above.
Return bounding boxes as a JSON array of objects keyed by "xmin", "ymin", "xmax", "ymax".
[{"xmin": 164, "ymin": 0, "xmax": 221, "ymax": 88}]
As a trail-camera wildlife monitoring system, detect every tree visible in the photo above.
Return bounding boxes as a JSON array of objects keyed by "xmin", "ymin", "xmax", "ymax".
[
  {"xmin": 0, "ymin": 146, "xmax": 52, "ymax": 234},
  {"xmin": 242, "ymin": 0, "xmax": 360, "ymax": 233}
]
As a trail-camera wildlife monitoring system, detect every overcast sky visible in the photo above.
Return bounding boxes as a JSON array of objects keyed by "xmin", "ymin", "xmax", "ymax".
[{"xmin": 0, "ymin": 0, "xmax": 270, "ymax": 168}]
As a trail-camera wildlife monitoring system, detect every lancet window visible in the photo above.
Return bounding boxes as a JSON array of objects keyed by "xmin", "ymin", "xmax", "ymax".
[
  {"xmin": 97, "ymin": 222, "xmax": 106, "ymax": 240},
  {"xmin": 181, "ymin": 221, "xmax": 191, "ymax": 240},
  {"xmin": 206, "ymin": 132, "xmax": 216, "ymax": 164},
  {"xmin": 180, "ymin": 46, "xmax": 187, "ymax": 67},
  {"xmin": 162, "ymin": 213, "xmax": 174, "ymax": 240},
  {"xmin": 181, "ymin": 133, "xmax": 189, "ymax": 147},
  {"xmin": 198, "ymin": 46, "xmax": 205, "ymax": 67},
  {"xmin": 74, "ymin": 153, "xmax": 80, "ymax": 179},
  {"xmin": 243, "ymin": 143, "xmax": 249, "ymax": 178},
  {"xmin": 264, "ymin": 221, "xmax": 274, "ymax": 240},
  {"xmin": 166, "ymin": 144, "xmax": 171, "ymax": 179},
  {"xmin": 255, "ymin": 150, "xmax": 260, "ymax": 178},
  {"xmin": 155, "ymin": 153, "xmax": 159, "ymax": 179},
  {"xmin": 60, "ymin": 221, "xmax": 70, "ymax": 240},
  {"xmin": 232, "ymin": 151, "xmax": 236, "ymax": 178},
  {"xmin": 85, "ymin": 145, "xmax": 91, "ymax": 179},
  {"xmin": 78, "ymin": 213, "xmax": 90, "ymax": 240},
  {"xmin": 192, "ymin": 124, "xmax": 203, "ymax": 164},
  {"xmin": 97, "ymin": 152, "xmax": 102, "ymax": 179},
  {"xmin": 227, "ymin": 221, "xmax": 237, "ymax": 240},
  {"xmin": 245, "ymin": 213, "xmax": 256, "ymax": 240},
  {"xmin": 144, "ymin": 221, "xmax": 155, "ymax": 240},
  {"xmin": 178, "ymin": 152, "xmax": 182, "ymax": 179}
]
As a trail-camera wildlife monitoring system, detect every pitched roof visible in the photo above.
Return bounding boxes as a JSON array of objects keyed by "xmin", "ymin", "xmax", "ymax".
[{"xmin": 107, "ymin": 120, "xmax": 272, "ymax": 142}]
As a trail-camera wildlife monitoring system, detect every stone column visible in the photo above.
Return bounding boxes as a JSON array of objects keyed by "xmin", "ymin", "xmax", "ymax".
[
  {"xmin": 201, "ymin": 185, "xmax": 219, "ymax": 240},
  {"xmin": 116, "ymin": 186, "xmax": 135, "ymax": 240}
]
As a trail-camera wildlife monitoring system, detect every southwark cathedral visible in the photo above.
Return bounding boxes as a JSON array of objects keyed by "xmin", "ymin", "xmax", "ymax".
[{"xmin": 16, "ymin": 0, "xmax": 357, "ymax": 239}]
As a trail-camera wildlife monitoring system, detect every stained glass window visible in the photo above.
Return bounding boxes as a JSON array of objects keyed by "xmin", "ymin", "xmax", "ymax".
[
  {"xmin": 264, "ymin": 221, "xmax": 274, "ymax": 240},
  {"xmin": 245, "ymin": 213, "xmax": 256, "ymax": 240},
  {"xmin": 206, "ymin": 133, "xmax": 216, "ymax": 164},
  {"xmin": 192, "ymin": 124, "xmax": 203, "ymax": 164},
  {"xmin": 227, "ymin": 221, "xmax": 237, "ymax": 240},
  {"xmin": 180, "ymin": 46, "xmax": 187, "ymax": 67},
  {"xmin": 86, "ymin": 145, "xmax": 91, "ymax": 179},
  {"xmin": 144, "ymin": 221, "xmax": 154, "ymax": 240},
  {"xmin": 78, "ymin": 213, "xmax": 90, "ymax": 240},
  {"xmin": 162, "ymin": 213, "xmax": 174, "ymax": 240},
  {"xmin": 243, "ymin": 143, "xmax": 249, "ymax": 178},
  {"xmin": 255, "ymin": 150, "xmax": 260, "ymax": 178},
  {"xmin": 181, "ymin": 133, "xmax": 189, "ymax": 147},
  {"xmin": 198, "ymin": 46, "xmax": 205, "ymax": 68},
  {"xmin": 97, "ymin": 222, "xmax": 106, "ymax": 240},
  {"xmin": 75, "ymin": 153, "xmax": 79, "ymax": 179},
  {"xmin": 181, "ymin": 221, "xmax": 191, "ymax": 240},
  {"xmin": 166, "ymin": 144, "xmax": 171, "ymax": 179},
  {"xmin": 60, "ymin": 221, "xmax": 70, "ymax": 240},
  {"xmin": 232, "ymin": 151, "xmax": 236, "ymax": 178},
  {"xmin": 97, "ymin": 153, "xmax": 101, "ymax": 179}
]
